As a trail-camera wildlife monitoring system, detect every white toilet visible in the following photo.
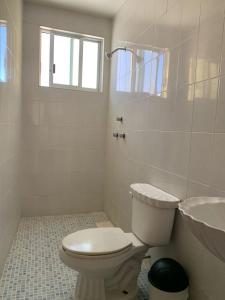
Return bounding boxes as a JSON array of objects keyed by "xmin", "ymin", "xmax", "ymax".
[{"xmin": 59, "ymin": 183, "xmax": 180, "ymax": 300}]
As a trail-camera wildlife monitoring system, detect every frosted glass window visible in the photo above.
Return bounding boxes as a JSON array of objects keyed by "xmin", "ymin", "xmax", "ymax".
[
  {"xmin": 0, "ymin": 22, "xmax": 7, "ymax": 83},
  {"xmin": 82, "ymin": 41, "xmax": 99, "ymax": 89},
  {"xmin": 40, "ymin": 32, "xmax": 50, "ymax": 86},
  {"xmin": 39, "ymin": 28, "xmax": 103, "ymax": 91}
]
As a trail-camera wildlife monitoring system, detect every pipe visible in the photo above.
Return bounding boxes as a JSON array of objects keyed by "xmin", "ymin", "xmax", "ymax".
[{"xmin": 105, "ymin": 47, "xmax": 142, "ymax": 62}]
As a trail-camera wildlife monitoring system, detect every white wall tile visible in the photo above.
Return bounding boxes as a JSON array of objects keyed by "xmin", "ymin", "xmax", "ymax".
[
  {"xmin": 188, "ymin": 133, "xmax": 214, "ymax": 185},
  {"xmin": 192, "ymin": 78, "xmax": 219, "ymax": 133},
  {"xmin": 215, "ymin": 77, "xmax": 225, "ymax": 133},
  {"xmin": 158, "ymin": 132, "xmax": 191, "ymax": 177},
  {"xmin": 160, "ymin": 85, "xmax": 194, "ymax": 131}
]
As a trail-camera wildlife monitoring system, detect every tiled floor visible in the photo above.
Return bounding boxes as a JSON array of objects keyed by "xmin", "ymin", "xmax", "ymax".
[{"xmin": 0, "ymin": 212, "xmax": 149, "ymax": 300}]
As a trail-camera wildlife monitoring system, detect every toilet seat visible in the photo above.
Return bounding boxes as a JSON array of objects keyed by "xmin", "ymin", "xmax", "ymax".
[{"xmin": 62, "ymin": 227, "xmax": 133, "ymax": 256}]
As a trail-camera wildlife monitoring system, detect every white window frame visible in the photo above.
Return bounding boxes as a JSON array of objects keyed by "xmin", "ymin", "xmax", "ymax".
[{"xmin": 40, "ymin": 27, "xmax": 104, "ymax": 92}]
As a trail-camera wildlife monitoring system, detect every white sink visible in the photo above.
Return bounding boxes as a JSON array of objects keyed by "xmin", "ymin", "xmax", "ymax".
[{"xmin": 179, "ymin": 197, "xmax": 225, "ymax": 263}]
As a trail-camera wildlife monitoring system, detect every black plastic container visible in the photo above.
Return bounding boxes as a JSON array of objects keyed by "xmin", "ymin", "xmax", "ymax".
[{"xmin": 148, "ymin": 258, "xmax": 189, "ymax": 300}]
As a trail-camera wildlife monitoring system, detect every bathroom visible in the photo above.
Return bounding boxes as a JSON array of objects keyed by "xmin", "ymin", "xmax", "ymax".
[{"xmin": 1, "ymin": 0, "xmax": 225, "ymax": 299}]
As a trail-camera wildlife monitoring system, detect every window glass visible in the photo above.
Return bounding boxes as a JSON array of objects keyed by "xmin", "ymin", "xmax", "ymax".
[
  {"xmin": 72, "ymin": 38, "xmax": 80, "ymax": 86},
  {"xmin": 82, "ymin": 41, "xmax": 99, "ymax": 89},
  {"xmin": 0, "ymin": 21, "xmax": 7, "ymax": 83},
  {"xmin": 53, "ymin": 35, "xmax": 71, "ymax": 85},
  {"xmin": 40, "ymin": 32, "xmax": 50, "ymax": 86}
]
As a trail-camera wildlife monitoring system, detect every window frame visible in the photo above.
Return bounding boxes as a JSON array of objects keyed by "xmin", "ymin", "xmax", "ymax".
[{"xmin": 39, "ymin": 27, "xmax": 104, "ymax": 92}]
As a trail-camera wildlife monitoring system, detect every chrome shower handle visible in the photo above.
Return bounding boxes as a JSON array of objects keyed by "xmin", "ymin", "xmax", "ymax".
[
  {"xmin": 119, "ymin": 133, "xmax": 126, "ymax": 139},
  {"xmin": 116, "ymin": 117, "xmax": 123, "ymax": 122}
]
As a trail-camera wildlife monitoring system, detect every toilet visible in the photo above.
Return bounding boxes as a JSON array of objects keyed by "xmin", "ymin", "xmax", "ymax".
[{"xmin": 59, "ymin": 183, "xmax": 180, "ymax": 300}]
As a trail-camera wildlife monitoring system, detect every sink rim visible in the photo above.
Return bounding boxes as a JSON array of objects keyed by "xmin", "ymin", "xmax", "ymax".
[{"xmin": 179, "ymin": 197, "xmax": 225, "ymax": 234}]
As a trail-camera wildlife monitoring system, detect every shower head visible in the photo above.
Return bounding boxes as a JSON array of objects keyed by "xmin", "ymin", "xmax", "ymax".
[
  {"xmin": 105, "ymin": 47, "xmax": 127, "ymax": 59},
  {"xmin": 105, "ymin": 47, "xmax": 142, "ymax": 63}
]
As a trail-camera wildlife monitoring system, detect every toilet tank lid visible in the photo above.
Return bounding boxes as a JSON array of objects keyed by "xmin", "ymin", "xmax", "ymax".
[{"xmin": 130, "ymin": 184, "xmax": 180, "ymax": 209}]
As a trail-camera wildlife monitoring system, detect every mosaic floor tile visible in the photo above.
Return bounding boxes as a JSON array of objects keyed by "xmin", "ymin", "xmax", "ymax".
[{"xmin": 0, "ymin": 212, "xmax": 150, "ymax": 300}]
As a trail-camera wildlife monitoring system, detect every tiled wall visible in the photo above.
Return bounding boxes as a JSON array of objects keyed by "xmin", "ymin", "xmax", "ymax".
[
  {"xmin": 22, "ymin": 3, "xmax": 111, "ymax": 216},
  {"xmin": 104, "ymin": 0, "xmax": 225, "ymax": 299},
  {"xmin": 0, "ymin": 0, "xmax": 22, "ymax": 273}
]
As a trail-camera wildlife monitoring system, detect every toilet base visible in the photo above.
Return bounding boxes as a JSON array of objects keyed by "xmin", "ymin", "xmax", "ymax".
[
  {"xmin": 74, "ymin": 275, "xmax": 105, "ymax": 300},
  {"xmin": 74, "ymin": 283, "xmax": 137, "ymax": 300},
  {"xmin": 73, "ymin": 253, "xmax": 144, "ymax": 300}
]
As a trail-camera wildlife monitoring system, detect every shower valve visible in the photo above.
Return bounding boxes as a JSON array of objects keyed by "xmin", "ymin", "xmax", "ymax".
[
  {"xmin": 119, "ymin": 133, "xmax": 126, "ymax": 139},
  {"xmin": 116, "ymin": 117, "xmax": 123, "ymax": 122}
]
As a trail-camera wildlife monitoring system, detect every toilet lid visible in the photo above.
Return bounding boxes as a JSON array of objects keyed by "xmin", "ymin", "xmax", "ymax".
[{"xmin": 62, "ymin": 227, "xmax": 132, "ymax": 256}]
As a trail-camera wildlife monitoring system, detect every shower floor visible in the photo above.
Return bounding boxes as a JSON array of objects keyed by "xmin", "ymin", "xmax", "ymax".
[{"xmin": 0, "ymin": 212, "xmax": 149, "ymax": 300}]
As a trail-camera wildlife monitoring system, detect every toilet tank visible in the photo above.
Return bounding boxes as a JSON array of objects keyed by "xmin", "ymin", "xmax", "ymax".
[{"xmin": 130, "ymin": 184, "xmax": 180, "ymax": 246}]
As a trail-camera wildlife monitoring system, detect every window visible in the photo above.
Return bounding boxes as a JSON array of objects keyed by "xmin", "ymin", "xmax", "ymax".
[{"xmin": 40, "ymin": 27, "xmax": 103, "ymax": 91}]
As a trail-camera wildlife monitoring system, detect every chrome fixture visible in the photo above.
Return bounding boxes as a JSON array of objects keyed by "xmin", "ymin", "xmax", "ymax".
[
  {"xmin": 119, "ymin": 133, "xmax": 126, "ymax": 139},
  {"xmin": 105, "ymin": 47, "xmax": 142, "ymax": 63},
  {"xmin": 116, "ymin": 117, "xmax": 123, "ymax": 123}
]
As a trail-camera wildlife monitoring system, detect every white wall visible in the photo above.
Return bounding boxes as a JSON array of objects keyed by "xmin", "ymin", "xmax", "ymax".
[
  {"xmin": 22, "ymin": 2, "xmax": 112, "ymax": 216},
  {"xmin": 0, "ymin": 0, "xmax": 23, "ymax": 273},
  {"xmin": 105, "ymin": 0, "xmax": 225, "ymax": 299}
]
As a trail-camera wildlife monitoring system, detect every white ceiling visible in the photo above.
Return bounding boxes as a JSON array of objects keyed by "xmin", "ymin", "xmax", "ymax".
[{"xmin": 25, "ymin": 0, "xmax": 126, "ymax": 17}]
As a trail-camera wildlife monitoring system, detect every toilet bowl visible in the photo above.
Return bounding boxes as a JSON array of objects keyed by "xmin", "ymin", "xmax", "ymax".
[{"xmin": 60, "ymin": 183, "xmax": 180, "ymax": 300}]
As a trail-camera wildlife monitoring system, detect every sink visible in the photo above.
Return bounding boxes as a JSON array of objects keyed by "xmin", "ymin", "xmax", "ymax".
[{"xmin": 179, "ymin": 197, "xmax": 225, "ymax": 263}]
